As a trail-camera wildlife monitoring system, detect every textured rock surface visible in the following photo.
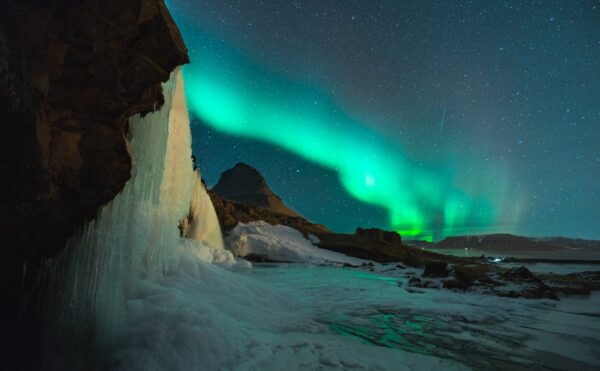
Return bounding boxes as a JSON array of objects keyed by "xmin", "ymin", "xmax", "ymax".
[
  {"xmin": 423, "ymin": 261, "xmax": 449, "ymax": 277},
  {"xmin": 355, "ymin": 227, "xmax": 402, "ymax": 245},
  {"xmin": 0, "ymin": 0, "xmax": 187, "ymax": 367},
  {"xmin": 1, "ymin": 0, "xmax": 188, "ymax": 260},
  {"xmin": 208, "ymin": 163, "xmax": 329, "ymax": 235},
  {"xmin": 212, "ymin": 162, "xmax": 300, "ymax": 217},
  {"xmin": 209, "ymin": 190, "xmax": 330, "ymax": 236},
  {"xmin": 315, "ymin": 230, "xmax": 431, "ymax": 266}
]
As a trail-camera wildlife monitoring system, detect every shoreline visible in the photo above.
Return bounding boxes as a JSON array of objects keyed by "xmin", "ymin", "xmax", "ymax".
[{"xmin": 469, "ymin": 256, "xmax": 600, "ymax": 265}]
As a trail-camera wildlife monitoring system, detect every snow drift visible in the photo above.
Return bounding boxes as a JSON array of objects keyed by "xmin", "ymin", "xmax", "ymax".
[{"xmin": 226, "ymin": 221, "xmax": 364, "ymax": 265}]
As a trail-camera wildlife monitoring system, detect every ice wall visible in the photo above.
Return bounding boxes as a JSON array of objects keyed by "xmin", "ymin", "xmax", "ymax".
[
  {"xmin": 187, "ymin": 171, "xmax": 225, "ymax": 250},
  {"xmin": 42, "ymin": 69, "xmax": 223, "ymax": 366}
]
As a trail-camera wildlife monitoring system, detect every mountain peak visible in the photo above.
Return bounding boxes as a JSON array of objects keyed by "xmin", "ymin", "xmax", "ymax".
[{"xmin": 212, "ymin": 163, "xmax": 299, "ymax": 217}]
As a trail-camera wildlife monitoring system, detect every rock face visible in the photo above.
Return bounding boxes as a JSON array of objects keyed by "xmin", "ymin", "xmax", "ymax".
[
  {"xmin": 0, "ymin": 0, "xmax": 187, "ymax": 367},
  {"xmin": 208, "ymin": 163, "xmax": 329, "ymax": 235},
  {"xmin": 498, "ymin": 267, "xmax": 558, "ymax": 300},
  {"xmin": 315, "ymin": 229, "xmax": 429, "ymax": 266},
  {"xmin": 212, "ymin": 162, "xmax": 300, "ymax": 217},
  {"xmin": 356, "ymin": 227, "xmax": 402, "ymax": 245},
  {"xmin": 423, "ymin": 261, "xmax": 449, "ymax": 277},
  {"xmin": 1, "ymin": 0, "xmax": 188, "ymax": 261},
  {"xmin": 209, "ymin": 190, "xmax": 330, "ymax": 236}
]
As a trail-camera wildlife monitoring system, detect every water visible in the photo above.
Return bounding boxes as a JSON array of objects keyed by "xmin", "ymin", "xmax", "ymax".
[{"xmin": 241, "ymin": 264, "xmax": 600, "ymax": 370}]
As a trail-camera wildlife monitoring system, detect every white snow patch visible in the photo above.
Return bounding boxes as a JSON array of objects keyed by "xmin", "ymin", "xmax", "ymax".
[
  {"xmin": 225, "ymin": 221, "xmax": 365, "ymax": 265},
  {"xmin": 113, "ymin": 248, "xmax": 463, "ymax": 371}
]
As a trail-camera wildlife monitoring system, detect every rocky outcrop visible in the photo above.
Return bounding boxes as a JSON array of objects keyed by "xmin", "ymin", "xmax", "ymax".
[
  {"xmin": 496, "ymin": 267, "xmax": 558, "ymax": 300},
  {"xmin": 209, "ymin": 190, "xmax": 330, "ymax": 236},
  {"xmin": 315, "ymin": 228, "xmax": 432, "ymax": 266},
  {"xmin": 0, "ymin": 0, "xmax": 187, "ymax": 367},
  {"xmin": 208, "ymin": 163, "xmax": 329, "ymax": 235},
  {"xmin": 1, "ymin": 0, "xmax": 188, "ymax": 261},
  {"xmin": 356, "ymin": 227, "xmax": 402, "ymax": 245},
  {"xmin": 212, "ymin": 162, "xmax": 300, "ymax": 217},
  {"xmin": 423, "ymin": 261, "xmax": 449, "ymax": 277}
]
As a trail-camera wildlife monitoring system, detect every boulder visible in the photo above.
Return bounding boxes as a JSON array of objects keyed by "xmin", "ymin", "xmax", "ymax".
[
  {"xmin": 423, "ymin": 261, "xmax": 449, "ymax": 277},
  {"xmin": 355, "ymin": 227, "xmax": 402, "ymax": 245}
]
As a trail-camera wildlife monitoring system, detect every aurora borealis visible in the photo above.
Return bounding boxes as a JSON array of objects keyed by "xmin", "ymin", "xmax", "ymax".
[{"xmin": 168, "ymin": 1, "xmax": 600, "ymax": 240}]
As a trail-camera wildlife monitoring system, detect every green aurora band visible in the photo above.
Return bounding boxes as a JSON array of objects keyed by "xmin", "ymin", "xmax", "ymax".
[{"xmin": 175, "ymin": 24, "xmax": 512, "ymax": 241}]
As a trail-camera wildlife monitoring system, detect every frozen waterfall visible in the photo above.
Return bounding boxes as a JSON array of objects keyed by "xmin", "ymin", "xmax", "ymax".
[
  {"xmin": 185, "ymin": 171, "xmax": 225, "ymax": 250},
  {"xmin": 42, "ymin": 69, "xmax": 229, "ymax": 367}
]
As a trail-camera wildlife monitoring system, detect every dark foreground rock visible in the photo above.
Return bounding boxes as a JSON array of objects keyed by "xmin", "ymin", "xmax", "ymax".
[
  {"xmin": 0, "ymin": 1, "xmax": 187, "ymax": 368},
  {"xmin": 243, "ymin": 253, "xmax": 293, "ymax": 264},
  {"xmin": 423, "ymin": 261, "xmax": 449, "ymax": 277},
  {"xmin": 495, "ymin": 267, "xmax": 558, "ymax": 300},
  {"xmin": 356, "ymin": 227, "xmax": 402, "ymax": 245},
  {"xmin": 1, "ymin": 0, "xmax": 188, "ymax": 261}
]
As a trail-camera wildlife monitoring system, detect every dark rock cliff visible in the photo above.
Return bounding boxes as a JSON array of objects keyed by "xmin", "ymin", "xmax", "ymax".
[{"xmin": 0, "ymin": 0, "xmax": 187, "ymax": 367}]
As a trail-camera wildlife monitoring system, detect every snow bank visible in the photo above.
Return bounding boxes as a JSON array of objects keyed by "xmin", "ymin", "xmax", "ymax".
[
  {"xmin": 112, "ymin": 247, "xmax": 462, "ymax": 371},
  {"xmin": 225, "ymin": 221, "xmax": 365, "ymax": 265}
]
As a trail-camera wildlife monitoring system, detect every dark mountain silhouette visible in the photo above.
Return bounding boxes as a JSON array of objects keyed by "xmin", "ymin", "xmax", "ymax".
[{"xmin": 212, "ymin": 162, "xmax": 299, "ymax": 217}]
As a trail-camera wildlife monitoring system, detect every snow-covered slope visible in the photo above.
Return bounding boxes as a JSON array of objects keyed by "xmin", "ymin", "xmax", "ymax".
[{"xmin": 226, "ymin": 221, "xmax": 365, "ymax": 265}]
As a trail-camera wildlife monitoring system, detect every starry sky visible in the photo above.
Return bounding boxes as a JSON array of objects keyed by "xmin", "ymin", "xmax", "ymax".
[{"xmin": 168, "ymin": 0, "xmax": 600, "ymax": 240}]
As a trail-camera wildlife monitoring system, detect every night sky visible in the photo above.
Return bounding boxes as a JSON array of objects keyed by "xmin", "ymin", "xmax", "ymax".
[{"xmin": 169, "ymin": 1, "xmax": 600, "ymax": 240}]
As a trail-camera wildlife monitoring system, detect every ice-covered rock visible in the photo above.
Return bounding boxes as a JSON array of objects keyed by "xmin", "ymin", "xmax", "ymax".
[{"xmin": 225, "ymin": 221, "xmax": 364, "ymax": 265}]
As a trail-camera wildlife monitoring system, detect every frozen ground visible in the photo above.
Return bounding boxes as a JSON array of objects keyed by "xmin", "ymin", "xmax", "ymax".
[
  {"xmin": 245, "ymin": 264, "xmax": 600, "ymax": 370},
  {"xmin": 108, "ymin": 241, "xmax": 600, "ymax": 371},
  {"xmin": 111, "ymin": 245, "xmax": 463, "ymax": 370}
]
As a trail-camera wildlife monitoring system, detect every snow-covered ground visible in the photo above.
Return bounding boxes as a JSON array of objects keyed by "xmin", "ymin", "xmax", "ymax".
[
  {"xmin": 111, "ymin": 251, "xmax": 600, "ymax": 370},
  {"xmin": 104, "ymin": 225, "xmax": 600, "ymax": 370},
  {"xmin": 245, "ymin": 264, "xmax": 600, "ymax": 370},
  {"xmin": 112, "ymin": 245, "xmax": 463, "ymax": 370}
]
